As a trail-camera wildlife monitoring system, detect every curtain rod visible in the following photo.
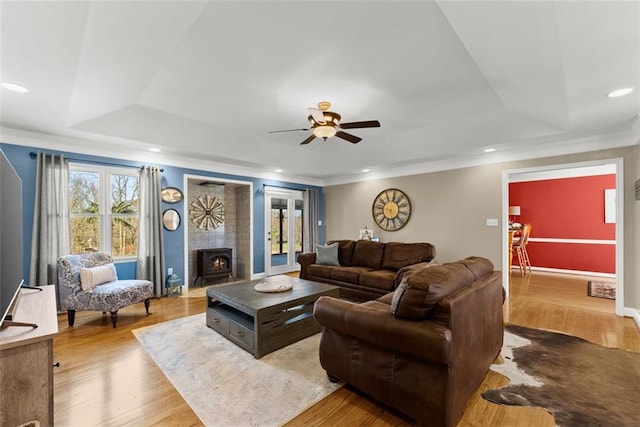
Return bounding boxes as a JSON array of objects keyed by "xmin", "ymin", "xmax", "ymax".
[{"xmin": 29, "ymin": 152, "xmax": 163, "ymax": 172}]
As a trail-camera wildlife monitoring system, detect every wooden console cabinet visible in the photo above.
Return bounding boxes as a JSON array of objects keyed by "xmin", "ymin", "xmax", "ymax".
[{"xmin": 0, "ymin": 286, "xmax": 58, "ymax": 427}]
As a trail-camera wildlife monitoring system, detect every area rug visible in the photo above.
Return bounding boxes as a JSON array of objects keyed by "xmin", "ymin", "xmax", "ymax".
[
  {"xmin": 483, "ymin": 325, "xmax": 640, "ymax": 426},
  {"xmin": 587, "ymin": 280, "xmax": 616, "ymax": 300},
  {"xmin": 133, "ymin": 313, "xmax": 341, "ymax": 426}
]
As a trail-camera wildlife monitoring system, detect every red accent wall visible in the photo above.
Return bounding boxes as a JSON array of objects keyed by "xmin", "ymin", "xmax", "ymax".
[{"xmin": 509, "ymin": 175, "xmax": 615, "ymax": 273}]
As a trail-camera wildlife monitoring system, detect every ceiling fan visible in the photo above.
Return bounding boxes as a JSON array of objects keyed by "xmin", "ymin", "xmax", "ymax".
[{"xmin": 269, "ymin": 101, "xmax": 381, "ymax": 145}]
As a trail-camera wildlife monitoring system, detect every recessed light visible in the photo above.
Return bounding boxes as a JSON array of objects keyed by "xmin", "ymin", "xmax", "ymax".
[
  {"xmin": 149, "ymin": 148, "xmax": 161, "ymax": 153},
  {"xmin": 607, "ymin": 87, "xmax": 634, "ymax": 98},
  {"xmin": 484, "ymin": 148, "xmax": 496, "ymax": 153},
  {"xmin": 1, "ymin": 82, "xmax": 29, "ymax": 93},
  {"xmin": 362, "ymin": 169, "xmax": 370, "ymax": 173},
  {"xmin": 274, "ymin": 169, "xmax": 283, "ymax": 173}
]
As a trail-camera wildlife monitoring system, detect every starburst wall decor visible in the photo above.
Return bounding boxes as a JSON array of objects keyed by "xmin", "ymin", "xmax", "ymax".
[{"xmin": 189, "ymin": 195, "xmax": 225, "ymax": 230}]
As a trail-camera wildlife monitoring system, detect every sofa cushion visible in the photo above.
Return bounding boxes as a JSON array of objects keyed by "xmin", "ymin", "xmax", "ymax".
[
  {"xmin": 351, "ymin": 240, "xmax": 385, "ymax": 269},
  {"xmin": 80, "ymin": 263, "xmax": 118, "ymax": 291},
  {"xmin": 307, "ymin": 264, "xmax": 335, "ymax": 279},
  {"xmin": 381, "ymin": 242, "xmax": 436, "ymax": 271},
  {"xmin": 391, "ymin": 263, "xmax": 474, "ymax": 320},
  {"xmin": 330, "ymin": 266, "xmax": 374, "ymax": 283},
  {"xmin": 359, "ymin": 270, "xmax": 396, "ymax": 291},
  {"xmin": 452, "ymin": 256, "xmax": 494, "ymax": 279},
  {"xmin": 315, "ymin": 243, "xmax": 340, "ymax": 265},
  {"xmin": 327, "ymin": 240, "xmax": 356, "ymax": 266}
]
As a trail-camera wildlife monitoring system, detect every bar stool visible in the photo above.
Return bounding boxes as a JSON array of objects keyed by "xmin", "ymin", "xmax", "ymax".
[{"xmin": 512, "ymin": 223, "xmax": 532, "ymax": 276}]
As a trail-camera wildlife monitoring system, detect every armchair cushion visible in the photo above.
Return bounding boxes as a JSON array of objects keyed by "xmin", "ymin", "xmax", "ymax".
[
  {"xmin": 391, "ymin": 263, "xmax": 474, "ymax": 320},
  {"xmin": 80, "ymin": 263, "xmax": 118, "ymax": 290}
]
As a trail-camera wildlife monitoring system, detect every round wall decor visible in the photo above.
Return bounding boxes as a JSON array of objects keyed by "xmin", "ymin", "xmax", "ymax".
[
  {"xmin": 372, "ymin": 188, "xmax": 411, "ymax": 231},
  {"xmin": 161, "ymin": 187, "xmax": 183, "ymax": 204},
  {"xmin": 190, "ymin": 195, "xmax": 225, "ymax": 230}
]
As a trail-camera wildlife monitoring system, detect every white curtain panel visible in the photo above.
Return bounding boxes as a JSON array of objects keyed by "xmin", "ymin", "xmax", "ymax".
[
  {"xmin": 137, "ymin": 166, "xmax": 165, "ymax": 296},
  {"xmin": 29, "ymin": 152, "xmax": 70, "ymax": 308},
  {"xmin": 303, "ymin": 188, "xmax": 319, "ymax": 252}
]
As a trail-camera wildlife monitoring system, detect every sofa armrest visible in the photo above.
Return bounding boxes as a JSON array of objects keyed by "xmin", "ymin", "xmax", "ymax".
[
  {"xmin": 313, "ymin": 296, "xmax": 451, "ymax": 365},
  {"xmin": 297, "ymin": 252, "xmax": 317, "ymax": 278}
]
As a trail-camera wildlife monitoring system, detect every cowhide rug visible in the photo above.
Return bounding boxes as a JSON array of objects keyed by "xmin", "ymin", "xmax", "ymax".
[{"xmin": 483, "ymin": 325, "xmax": 640, "ymax": 427}]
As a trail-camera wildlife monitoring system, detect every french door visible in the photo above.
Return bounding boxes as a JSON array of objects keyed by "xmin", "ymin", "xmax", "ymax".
[{"xmin": 265, "ymin": 188, "xmax": 304, "ymax": 276}]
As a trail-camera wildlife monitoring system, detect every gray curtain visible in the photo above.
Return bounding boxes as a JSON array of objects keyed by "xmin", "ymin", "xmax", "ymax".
[
  {"xmin": 137, "ymin": 166, "xmax": 165, "ymax": 296},
  {"xmin": 303, "ymin": 188, "xmax": 319, "ymax": 251},
  {"xmin": 29, "ymin": 152, "xmax": 70, "ymax": 308}
]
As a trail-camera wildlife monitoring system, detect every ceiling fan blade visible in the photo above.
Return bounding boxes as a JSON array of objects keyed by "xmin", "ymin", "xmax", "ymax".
[
  {"xmin": 339, "ymin": 120, "xmax": 381, "ymax": 129},
  {"xmin": 300, "ymin": 134, "xmax": 317, "ymax": 145},
  {"xmin": 308, "ymin": 107, "xmax": 326, "ymax": 124},
  {"xmin": 268, "ymin": 128, "xmax": 309, "ymax": 133},
  {"xmin": 335, "ymin": 131, "xmax": 362, "ymax": 144}
]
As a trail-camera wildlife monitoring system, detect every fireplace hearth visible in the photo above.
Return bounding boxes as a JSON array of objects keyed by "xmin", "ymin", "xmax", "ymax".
[{"xmin": 196, "ymin": 248, "xmax": 233, "ymax": 285}]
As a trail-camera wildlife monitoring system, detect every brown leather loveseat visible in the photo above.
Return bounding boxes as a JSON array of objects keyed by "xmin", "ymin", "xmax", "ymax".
[
  {"xmin": 313, "ymin": 256, "xmax": 504, "ymax": 427},
  {"xmin": 298, "ymin": 239, "xmax": 436, "ymax": 301}
]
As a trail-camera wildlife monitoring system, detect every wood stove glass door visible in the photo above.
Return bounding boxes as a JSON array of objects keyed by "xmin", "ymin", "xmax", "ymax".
[{"xmin": 265, "ymin": 189, "xmax": 303, "ymax": 276}]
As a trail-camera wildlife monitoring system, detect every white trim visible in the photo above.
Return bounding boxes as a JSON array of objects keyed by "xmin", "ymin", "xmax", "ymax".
[
  {"xmin": 502, "ymin": 157, "xmax": 625, "ymax": 316},
  {"xmin": 1, "ymin": 126, "xmax": 323, "ymax": 187},
  {"xmin": 626, "ymin": 308, "xmax": 640, "ymax": 330},
  {"xmin": 264, "ymin": 187, "xmax": 304, "ymax": 276},
  {"xmin": 527, "ymin": 237, "xmax": 615, "ymax": 245},
  {"xmin": 182, "ymin": 174, "xmax": 254, "ymax": 289},
  {"xmin": 518, "ymin": 266, "xmax": 616, "ymax": 278}
]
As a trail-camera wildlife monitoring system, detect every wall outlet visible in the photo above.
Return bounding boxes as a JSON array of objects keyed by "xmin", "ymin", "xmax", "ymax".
[
  {"xmin": 486, "ymin": 218, "xmax": 499, "ymax": 227},
  {"xmin": 168, "ymin": 267, "xmax": 174, "ymax": 275}
]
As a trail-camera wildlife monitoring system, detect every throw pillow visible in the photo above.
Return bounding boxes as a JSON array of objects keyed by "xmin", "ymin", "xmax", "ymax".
[
  {"xmin": 80, "ymin": 263, "xmax": 118, "ymax": 291},
  {"xmin": 315, "ymin": 243, "xmax": 340, "ymax": 266}
]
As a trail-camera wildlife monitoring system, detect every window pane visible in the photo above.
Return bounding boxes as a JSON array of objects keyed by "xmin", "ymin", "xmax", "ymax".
[
  {"xmin": 69, "ymin": 171, "xmax": 99, "ymax": 214},
  {"xmin": 271, "ymin": 209, "xmax": 281, "ymax": 254},
  {"xmin": 111, "ymin": 217, "xmax": 138, "ymax": 256},
  {"xmin": 111, "ymin": 174, "xmax": 139, "ymax": 214},
  {"xmin": 70, "ymin": 217, "xmax": 100, "ymax": 254},
  {"xmin": 295, "ymin": 208, "xmax": 303, "ymax": 253}
]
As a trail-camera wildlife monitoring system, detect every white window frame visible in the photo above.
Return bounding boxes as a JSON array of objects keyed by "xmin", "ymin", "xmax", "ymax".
[{"xmin": 69, "ymin": 163, "xmax": 139, "ymax": 262}]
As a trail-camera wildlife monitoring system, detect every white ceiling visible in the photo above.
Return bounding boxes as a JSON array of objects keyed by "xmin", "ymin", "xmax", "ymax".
[{"xmin": 1, "ymin": 1, "xmax": 639, "ymax": 185}]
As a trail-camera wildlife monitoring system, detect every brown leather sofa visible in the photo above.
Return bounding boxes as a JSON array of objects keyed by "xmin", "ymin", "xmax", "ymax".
[
  {"xmin": 313, "ymin": 257, "xmax": 504, "ymax": 427},
  {"xmin": 298, "ymin": 240, "xmax": 436, "ymax": 301}
]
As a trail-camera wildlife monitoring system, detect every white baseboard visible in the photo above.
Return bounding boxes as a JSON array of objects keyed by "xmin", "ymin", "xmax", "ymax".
[
  {"xmin": 511, "ymin": 266, "xmax": 615, "ymax": 278},
  {"xmin": 624, "ymin": 307, "xmax": 640, "ymax": 330}
]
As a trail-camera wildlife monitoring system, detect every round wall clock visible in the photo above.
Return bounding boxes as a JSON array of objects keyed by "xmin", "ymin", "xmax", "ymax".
[
  {"xmin": 189, "ymin": 195, "xmax": 225, "ymax": 230},
  {"xmin": 372, "ymin": 188, "xmax": 411, "ymax": 231}
]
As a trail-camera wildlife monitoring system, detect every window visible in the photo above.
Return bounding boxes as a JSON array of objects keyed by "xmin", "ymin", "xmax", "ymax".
[{"xmin": 69, "ymin": 165, "xmax": 139, "ymax": 258}]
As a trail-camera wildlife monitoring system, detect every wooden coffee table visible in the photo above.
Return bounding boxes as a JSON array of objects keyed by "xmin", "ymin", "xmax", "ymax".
[{"xmin": 206, "ymin": 276, "xmax": 339, "ymax": 358}]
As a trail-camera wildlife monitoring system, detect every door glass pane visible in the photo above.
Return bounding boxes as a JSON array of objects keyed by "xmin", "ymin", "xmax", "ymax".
[
  {"xmin": 295, "ymin": 199, "xmax": 303, "ymax": 254},
  {"xmin": 270, "ymin": 197, "xmax": 288, "ymax": 267}
]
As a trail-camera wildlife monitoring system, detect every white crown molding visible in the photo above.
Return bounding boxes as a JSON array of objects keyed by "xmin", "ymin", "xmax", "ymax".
[
  {"xmin": 2, "ymin": 121, "xmax": 637, "ymax": 188},
  {"xmin": 322, "ymin": 123, "xmax": 640, "ymax": 186},
  {"xmin": 0, "ymin": 126, "xmax": 324, "ymax": 187}
]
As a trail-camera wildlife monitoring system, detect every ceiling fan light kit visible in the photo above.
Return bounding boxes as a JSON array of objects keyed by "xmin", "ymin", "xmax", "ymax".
[{"xmin": 270, "ymin": 101, "xmax": 381, "ymax": 145}]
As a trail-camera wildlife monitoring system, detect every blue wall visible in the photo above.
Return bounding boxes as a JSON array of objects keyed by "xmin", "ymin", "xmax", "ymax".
[{"xmin": 0, "ymin": 142, "xmax": 323, "ymax": 284}]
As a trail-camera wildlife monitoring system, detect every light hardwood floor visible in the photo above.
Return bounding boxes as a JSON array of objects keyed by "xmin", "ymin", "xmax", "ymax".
[{"xmin": 52, "ymin": 272, "xmax": 639, "ymax": 426}]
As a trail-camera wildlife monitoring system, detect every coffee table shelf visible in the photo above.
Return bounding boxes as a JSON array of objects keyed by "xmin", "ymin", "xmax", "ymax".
[{"xmin": 206, "ymin": 277, "xmax": 339, "ymax": 358}]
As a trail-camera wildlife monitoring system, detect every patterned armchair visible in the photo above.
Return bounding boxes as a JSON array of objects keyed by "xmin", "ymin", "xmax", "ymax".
[{"xmin": 57, "ymin": 252, "xmax": 154, "ymax": 328}]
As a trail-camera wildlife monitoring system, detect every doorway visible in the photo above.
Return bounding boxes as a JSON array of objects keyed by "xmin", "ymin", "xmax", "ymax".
[
  {"xmin": 501, "ymin": 158, "xmax": 624, "ymax": 316},
  {"xmin": 265, "ymin": 187, "xmax": 304, "ymax": 276}
]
